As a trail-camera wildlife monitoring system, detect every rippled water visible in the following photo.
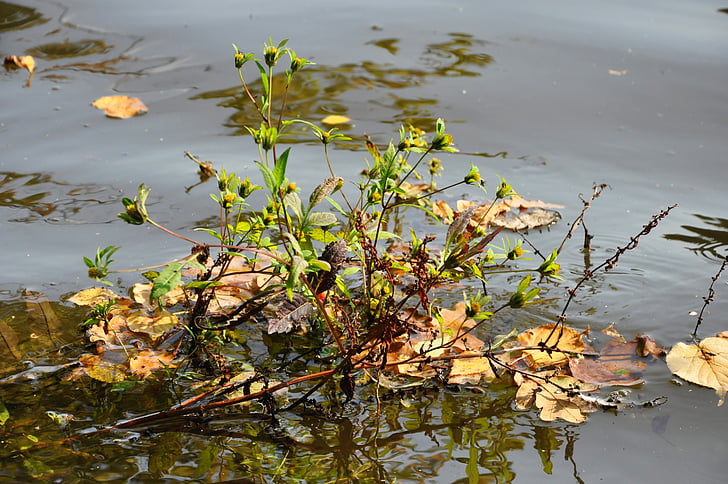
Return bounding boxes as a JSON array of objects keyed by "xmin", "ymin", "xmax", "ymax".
[{"xmin": 1, "ymin": 0, "xmax": 727, "ymax": 482}]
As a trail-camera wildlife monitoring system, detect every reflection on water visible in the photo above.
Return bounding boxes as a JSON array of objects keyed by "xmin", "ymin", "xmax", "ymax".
[
  {"xmin": 664, "ymin": 213, "xmax": 728, "ymax": 261},
  {"xmin": 27, "ymin": 39, "xmax": 112, "ymax": 60},
  {"xmin": 0, "ymin": 171, "xmax": 118, "ymax": 223},
  {"xmin": 194, "ymin": 33, "xmax": 493, "ymax": 138},
  {"xmin": 0, "ymin": 1, "xmax": 47, "ymax": 32}
]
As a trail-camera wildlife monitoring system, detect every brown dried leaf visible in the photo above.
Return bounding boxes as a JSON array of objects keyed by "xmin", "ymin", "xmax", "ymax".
[
  {"xmin": 515, "ymin": 372, "xmax": 598, "ymax": 423},
  {"xmin": 634, "ymin": 334, "xmax": 666, "ymax": 358},
  {"xmin": 92, "ymin": 95, "xmax": 148, "ymax": 119},
  {"xmin": 516, "ymin": 324, "xmax": 589, "ymax": 368},
  {"xmin": 666, "ymin": 336, "xmax": 728, "ymax": 406},
  {"xmin": 601, "ymin": 322, "xmax": 626, "ymax": 343},
  {"xmin": 0, "ymin": 319, "xmax": 22, "ymax": 360},
  {"xmin": 568, "ymin": 357, "xmax": 643, "ymax": 387}
]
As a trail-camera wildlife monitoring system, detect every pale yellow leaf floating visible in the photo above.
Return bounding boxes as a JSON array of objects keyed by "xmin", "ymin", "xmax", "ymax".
[
  {"xmin": 447, "ymin": 352, "xmax": 497, "ymax": 385},
  {"xmin": 321, "ymin": 114, "xmax": 351, "ymax": 125},
  {"xmin": 515, "ymin": 372, "xmax": 598, "ymax": 423},
  {"xmin": 666, "ymin": 336, "xmax": 728, "ymax": 406},
  {"xmin": 92, "ymin": 95, "xmax": 148, "ymax": 119},
  {"xmin": 67, "ymin": 287, "xmax": 120, "ymax": 306},
  {"xmin": 517, "ymin": 323, "xmax": 588, "ymax": 368},
  {"xmin": 608, "ymin": 69, "xmax": 628, "ymax": 76}
]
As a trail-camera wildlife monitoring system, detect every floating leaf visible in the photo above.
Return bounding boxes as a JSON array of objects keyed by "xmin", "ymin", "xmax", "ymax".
[
  {"xmin": 321, "ymin": 114, "xmax": 351, "ymax": 125},
  {"xmin": 76, "ymin": 354, "xmax": 127, "ymax": 383},
  {"xmin": 516, "ymin": 324, "xmax": 589, "ymax": 368},
  {"xmin": 666, "ymin": 336, "xmax": 728, "ymax": 406},
  {"xmin": 67, "ymin": 287, "xmax": 120, "ymax": 306},
  {"xmin": 129, "ymin": 349, "xmax": 176, "ymax": 379},
  {"xmin": 25, "ymin": 290, "xmax": 63, "ymax": 347},
  {"xmin": 92, "ymin": 95, "xmax": 148, "ymax": 119},
  {"xmin": 608, "ymin": 69, "xmax": 628, "ymax": 76},
  {"xmin": 447, "ymin": 352, "xmax": 498, "ymax": 385},
  {"xmin": 126, "ymin": 309, "xmax": 179, "ymax": 339},
  {"xmin": 515, "ymin": 372, "xmax": 598, "ymax": 423},
  {"xmin": 0, "ymin": 319, "xmax": 22, "ymax": 360}
]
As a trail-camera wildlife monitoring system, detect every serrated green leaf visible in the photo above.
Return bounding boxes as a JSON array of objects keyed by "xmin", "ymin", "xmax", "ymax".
[
  {"xmin": 255, "ymin": 161, "xmax": 276, "ymax": 193},
  {"xmin": 307, "ymin": 212, "xmax": 338, "ymax": 226},
  {"xmin": 151, "ymin": 262, "xmax": 185, "ymax": 307}
]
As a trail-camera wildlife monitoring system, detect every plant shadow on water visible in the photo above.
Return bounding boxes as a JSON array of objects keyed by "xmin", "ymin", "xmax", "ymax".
[{"xmin": 663, "ymin": 214, "xmax": 728, "ymax": 262}]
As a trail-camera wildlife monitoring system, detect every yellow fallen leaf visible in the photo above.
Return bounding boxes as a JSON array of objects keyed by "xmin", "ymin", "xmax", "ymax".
[
  {"xmin": 666, "ymin": 336, "xmax": 728, "ymax": 406},
  {"xmin": 92, "ymin": 95, "xmax": 148, "ymax": 119},
  {"xmin": 447, "ymin": 352, "xmax": 497, "ymax": 385},
  {"xmin": 67, "ymin": 287, "xmax": 120, "ymax": 306},
  {"xmin": 608, "ymin": 69, "xmax": 628, "ymax": 76},
  {"xmin": 517, "ymin": 324, "xmax": 589, "ymax": 368},
  {"xmin": 126, "ymin": 309, "xmax": 179, "ymax": 339},
  {"xmin": 321, "ymin": 114, "xmax": 351, "ymax": 125}
]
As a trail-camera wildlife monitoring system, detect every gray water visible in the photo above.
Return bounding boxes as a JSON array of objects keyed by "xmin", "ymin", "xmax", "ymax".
[{"xmin": 1, "ymin": 0, "xmax": 727, "ymax": 482}]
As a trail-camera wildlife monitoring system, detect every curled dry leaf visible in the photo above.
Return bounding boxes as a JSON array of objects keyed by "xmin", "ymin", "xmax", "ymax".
[
  {"xmin": 666, "ymin": 336, "xmax": 728, "ymax": 406},
  {"xmin": 435, "ymin": 196, "xmax": 563, "ymax": 231},
  {"xmin": 4, "ymin": 55, "xmax": 36, "ymax": 73},
  {"xmin": 92, "ymin": 95, "xmax": 148, "ymax": 119}
]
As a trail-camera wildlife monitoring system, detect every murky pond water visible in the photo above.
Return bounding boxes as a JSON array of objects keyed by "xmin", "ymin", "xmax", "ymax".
[{"xmin": 1, "ymin": 0, "xmax": 727, "ymax": 482}]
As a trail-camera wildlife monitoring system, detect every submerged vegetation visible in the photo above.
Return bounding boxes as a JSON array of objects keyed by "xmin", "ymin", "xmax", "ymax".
[{"xmin": 2, "ymin": 39, "xmax": 726, "ymax": 481}]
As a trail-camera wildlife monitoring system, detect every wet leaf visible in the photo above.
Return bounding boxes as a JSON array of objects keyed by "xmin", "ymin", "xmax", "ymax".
[
  {"xmin": 25, "ymin": 290, "xmax": 63, "ymax": 346},
  {"xmin": 447, "ymin": 352, "xmax": 498, "ymax": 385},
  {"xmin": 67, "ymin": 286, "xmax": 120, "ymax": 306},
  {"xmin": 634, "ymin": 334, "xmax": 666, "ymax": 358},
  {"xmin": 516, "ymin": 324, "xmax": 588, "ymax": 368},
  {"xmin": 440, "ymin": 196, "xmax": 563, "ymax": 231},
  {"xmin": 0, "ymin": 319, "xmax": 22, "ymax": 360},
  {"xmin": 126, "ymin": 309, "xmax": 179, "ymax": 339},
  {"xmin": 568, "ymin": 357, "xmax": 643, "ymax": 387},
  {"xmin": 129, "ymin": 349, "xmax": 176, "ymax": 379},
  {"xmin": 515, "ymin": 372, "xmax": 598, "ymax": 423},
  {"xmin": 666, "ymin": 336, "xmax": 728, "ymax": 406},
  {"xmin": 92, "ymin": 95, "xmax": 148, "ymax": 118},
  {"xmin": 321, "ymin": 114, "xmax": 351, "ymax": 125},
  {"xmin": 268, "ymin": 293, "xmax": 312, "ymax": 334},
  {"xmin": 77, "ymin": 354, "xmax": 126, "ymax": 383}
]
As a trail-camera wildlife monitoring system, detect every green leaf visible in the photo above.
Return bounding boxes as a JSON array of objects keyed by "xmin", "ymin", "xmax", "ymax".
[
  {"xmin": 194, "ymin": 227, "xmax": 224, "ymax": 241},
  {"xmin": 286, "ymin": 255, "xmax": 308, "ymax": 299},
  {"xmin": 255, "ymin": 60, "xmax": 269, "ymax": 94},
  {"xmin": 151, "ymin": 262, "xmax": 185, "ymax": 307},
  {"xmin": 308, "ymin": 227, "xmax": 338, "ymax": 243},
  {"xmin": 273, "ymin": 147, "xmax": 291, "ymax": 187},
  {"xmin": 307, "ymin": 212, "xmax": 338, "ymax": 227},
  {"xmin": 185, "ymin": 280, "xmax": 223, "ymax": 290},
  {"xmin": 255, "ymin": 161, "xmax": 277, "ymax": 193},
  {"xmin": 284, "ymin": 192, "xmax": 304, "ymax": 221}
]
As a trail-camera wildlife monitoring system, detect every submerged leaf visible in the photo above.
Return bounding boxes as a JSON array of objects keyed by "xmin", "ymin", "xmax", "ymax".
[{"xmin": 666, "ymin": 336, "xmax": 728, "ymax": 406}]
